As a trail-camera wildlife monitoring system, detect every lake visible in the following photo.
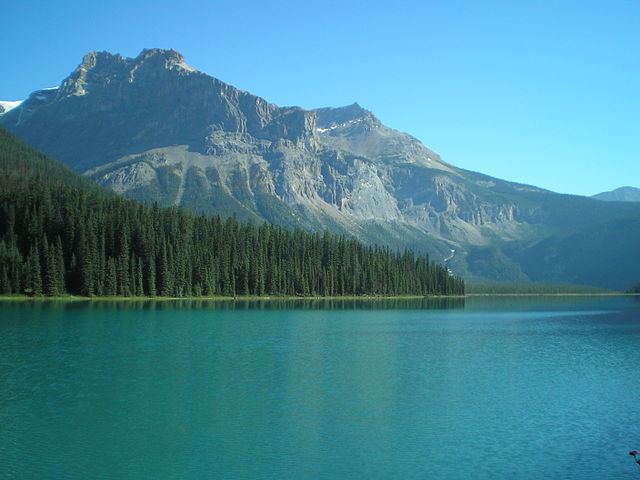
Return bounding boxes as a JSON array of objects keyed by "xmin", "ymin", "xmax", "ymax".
[{"xmin": 1, "ymin": 296, "xmax": 639, "ymax": 479}]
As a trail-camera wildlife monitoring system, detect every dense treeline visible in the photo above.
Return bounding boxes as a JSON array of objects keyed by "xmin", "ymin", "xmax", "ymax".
[
  {"xmin": 626, "ymin": 283, "xmax": 640, "ymax": 294},
  {"xmin": 466, "ymin": 283, "xmax": 612, "ymax": 294},
  {"xmin": 0, "ymin": 128, "xmax": 464, "ymax": 297}
]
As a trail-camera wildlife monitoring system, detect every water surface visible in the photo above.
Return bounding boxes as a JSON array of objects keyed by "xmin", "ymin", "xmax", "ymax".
[{"xmin": 1, "ymin": 296, "xmax": 639, "ymax": 479}]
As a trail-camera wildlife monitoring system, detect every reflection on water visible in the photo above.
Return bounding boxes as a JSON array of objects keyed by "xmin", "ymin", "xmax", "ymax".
[
  {"xmin": 626, "ymin": 294, "xmax": 640, "ymax": 303},
  {"xmin": 8, "ymin": 294, "xmax": 632, "ymax": 313},
  {"xmin": 7, "ymin": 296, "xmax": 466, "ymax": 312},
  {"xmin": 465, "ymin": 294, "xmax": 624, "ymax": 310}
]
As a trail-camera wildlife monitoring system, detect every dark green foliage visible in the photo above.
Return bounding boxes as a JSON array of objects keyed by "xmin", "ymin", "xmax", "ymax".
[
  {"xmin": 504, "ymin": 215, "xmax": 640, "ymax": 290},
  {"xmin": 626, "ymin": 283, "xmax": 640, "ymax": 294},
  {"xmin": 43, "ymin": 236, "xmax": 65, "ymax": 296},
  {"xmin": 465, "ymin": 246, "xmax": 529, "ymax": 283},
  {"xmin": 0, "ymin": 128, "xmax": 464, "ymax": 297},
  {"xmin": 24, "ymin": 242, "xmax": 43, "ymax": 296},
  {"xmin": 0, "ymin": 127, "xmax": 107, "ymax": 194},
  {"xmin": 466, "ymin": 283, "xmax": 611, "ymax": 295}
]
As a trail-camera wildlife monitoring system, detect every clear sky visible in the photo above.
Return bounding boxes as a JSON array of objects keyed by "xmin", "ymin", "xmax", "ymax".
[{"xmin": 2, "ymin": 0, "xmax": 638, "ymax": 196}]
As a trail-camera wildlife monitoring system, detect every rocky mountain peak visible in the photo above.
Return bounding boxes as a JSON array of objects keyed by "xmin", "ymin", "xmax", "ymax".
[
  {"xmin": 315, "ymin": 102, "xmax": 379, "ymax": 130},
  {"xmin": 134, "ymin": 48, "xmax": 197, "ymax": 73},
  {"xmin": 79, "ymin": 50, "xmax": 108, "ymax": 69},
  {"xmin": 0, "ymin": 49, "xmax": 320, "ymax": 170},
  {"xmin": 76, "ymin": 48, "xmax": 192, "ymax": 72},
  {"xmin": 138, "ymin": 47, "xmax": 182, "ymax": 60},
  {"xmin": 59, "ymin": 49, "xmax": 197, "ymax": 98},
  {"xmin": 59, "ymin": 51, "xmax": 124, "ymax": 96}
]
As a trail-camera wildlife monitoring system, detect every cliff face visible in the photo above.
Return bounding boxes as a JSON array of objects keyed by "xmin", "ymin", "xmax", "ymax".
[
  {"xmin": 2, "ymin": 49, "xmax": 319, "ymax": 171},
  {"xmin": 3, "ymin": 49, "xmax": 640, "ymax": 285}
]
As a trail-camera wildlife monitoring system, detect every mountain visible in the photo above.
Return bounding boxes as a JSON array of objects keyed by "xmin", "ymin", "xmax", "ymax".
[
  {"xmin": 592, "ymin": 186, "xmax": 640, "ymax": 202},
  {"xmin": 0, "ymin": 126, "xmax": 463, "ymax": 297},
  {"xmin": 504, "ymin": 214, "xmax": 640, "ymax": 290},
  {"xmin": 2, "ymin": 48, "xmax": 639, "ymax": 288}
]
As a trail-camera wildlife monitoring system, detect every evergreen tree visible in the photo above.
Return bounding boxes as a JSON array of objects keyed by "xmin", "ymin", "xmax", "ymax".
[
  {"xmin": 43, "ymin": 236, "xmax": 64, "ymax": 296},
  {"xmin": 105, "ymin": 258, "xmax": 117, "ymax": 296},
  {"xmin": 24, "ymin": 242, "xmax": 43, "ymax": 296}
]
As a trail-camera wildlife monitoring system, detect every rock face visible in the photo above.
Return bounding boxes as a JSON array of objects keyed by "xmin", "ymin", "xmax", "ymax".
[
  {"xmin": 3, "ymin": 49, "xmax": 640, "ymax": 287},
  {"xmin": 2, "ymin": 49, "xmax": 318, "ymax": 172}
]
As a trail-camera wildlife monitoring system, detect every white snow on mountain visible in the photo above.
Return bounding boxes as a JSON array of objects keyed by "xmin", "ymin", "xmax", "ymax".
[{"xmin": 0, "ymin": 100, "xmax": 23, "ymax": 115}]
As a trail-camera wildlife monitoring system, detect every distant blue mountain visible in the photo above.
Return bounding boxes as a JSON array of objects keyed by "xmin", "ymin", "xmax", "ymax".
[{"xmin": 592, "ymin": 186, "xmax": 640, "ymax": 202}]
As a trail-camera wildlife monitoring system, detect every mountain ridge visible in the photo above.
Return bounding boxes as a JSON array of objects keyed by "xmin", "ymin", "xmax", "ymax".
[
  {"xmin": 592, "ymin": 186, "xmax": 640, "ymax": 202},
  {"xmin": 2, "ymin": 48, "xmax": 639, "ymax": 288}
]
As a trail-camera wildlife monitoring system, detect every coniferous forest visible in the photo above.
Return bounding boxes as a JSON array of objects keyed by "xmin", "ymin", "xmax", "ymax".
[{"xmin": 0, "ymin": 128, "xmax": 464, "ymax": 297}]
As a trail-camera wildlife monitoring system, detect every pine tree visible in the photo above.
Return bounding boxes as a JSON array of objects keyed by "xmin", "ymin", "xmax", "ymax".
[
  {"xmin": 105, "ymin": 258, "xmax": 117, "ymax": 296},
  {"xmin": 44, "ymin": 236, "xmax": 65, "ymax": 296},
  {"xmin": 25, "ymin": 242, "xmax": 43, "ymax": 296}
]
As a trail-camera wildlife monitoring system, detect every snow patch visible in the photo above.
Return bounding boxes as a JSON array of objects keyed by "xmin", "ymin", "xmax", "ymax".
[
  {"xmin": 317, "ymin": 117, "xmax": 366, "ymax": 133},
  {"xmin": 0, "ymin": 100, "xmax": 23, "ymax": 114}
]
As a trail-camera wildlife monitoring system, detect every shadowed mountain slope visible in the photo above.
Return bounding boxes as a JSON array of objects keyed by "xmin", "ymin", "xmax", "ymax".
[{"xmin": 592, "ymin": 186, "xmax": 640, "ymax": 202}]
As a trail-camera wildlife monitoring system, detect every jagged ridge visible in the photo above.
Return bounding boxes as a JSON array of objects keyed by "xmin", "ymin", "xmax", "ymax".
[{"xmin": 2, "ymin": 49, "xmax": 640, "ymax": 288}]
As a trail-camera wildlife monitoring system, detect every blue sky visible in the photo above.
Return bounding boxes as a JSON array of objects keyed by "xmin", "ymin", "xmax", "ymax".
[{"xmin": 2, "ymin": 0, "xmax": 638, "ymax": 196}]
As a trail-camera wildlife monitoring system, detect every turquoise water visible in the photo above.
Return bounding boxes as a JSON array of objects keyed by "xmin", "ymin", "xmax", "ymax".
[{"xmin": 1, "ymin": 297, "xmax": 639, "ymax": 479}]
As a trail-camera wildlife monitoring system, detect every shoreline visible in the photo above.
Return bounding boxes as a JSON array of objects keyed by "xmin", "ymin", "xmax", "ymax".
[
  {"xmin": 465, "ymin": 293, "xmax": 635, "ymax": 297},
  {"xmin": 0, "ymin": 294, "xmax": 459, "ymax": 301},
  {"xmin": 0, "ymin": 293, "xmax": 635, "ymax": 301}
]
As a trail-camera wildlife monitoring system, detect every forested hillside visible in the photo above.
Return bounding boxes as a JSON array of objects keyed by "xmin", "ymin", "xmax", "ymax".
[{"xmin": 0, "ymin": 128, "xmax": 464, "ymax": 297}]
